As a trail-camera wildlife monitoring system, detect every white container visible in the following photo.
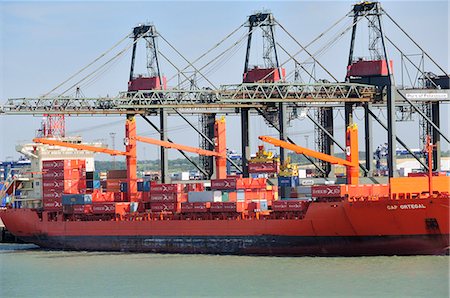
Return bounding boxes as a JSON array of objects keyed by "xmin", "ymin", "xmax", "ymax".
[
  {"xmin": 298, "ymin": 169, "xmax": 307, "ymax": 179},
  {"xmin": 181, "ymin": 172, "xmax": 190, "ymax": 181},
  {"xmin": 213, "ymin": 191, "xmax": 222, "ymax": 202}
]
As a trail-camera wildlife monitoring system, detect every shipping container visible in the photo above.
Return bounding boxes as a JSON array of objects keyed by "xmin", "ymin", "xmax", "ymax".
[
  {"xmin": 311, "ymin": 185, "xmax": 342, "ymax": 198},
  {"xmin": 73, "ymin": 204, "xmax": 92, "ymax": 214},
  {"xmin": 181, "ymin": 202, "xmax": 195, "ymax": 213},
  {"xmin": 248, "ymin": 162, "xmax": 278, "ymax": 173},
  {"xmin": 106, "ymin": 170, "xmax": 127, "ymax": 179},
  {"xmin": 42, "ymin": 168, "xmax": 83, "ymax": 180},
  {"xmin": 150, "ymin": 183, "xmax": 183, "ymax": 194},
  {"xmin": 150, "ymin": 202, "xmax": 178, "ymax": 213},
  {"xmin": 62, "ymin": 194, "xmax": 92, "ymax": 205},
  {"xmin": 193, "ymin": 202, "xmax": 208, "ymax": 213},
  {"xmin": 120, "ymin": 182, "xmax": 128, "ymax": 193},
  {"xmin": 137, "ymin": 181, "xmax": 151, "ymax": 192},
  {"xmin": 43, "ymin": 191, "xmax": 63, "ymax": 199},
  {"xmin": 278, "ymin": 176, "xmax": 299, "ymax": 187},
  {"xmin": 86, "ymin": 171, "xmax": 94, "ymax": 180},
  {"xmin": 188, "ymin": 191, "xmax": 221, "ymax": 203},
  {"xmin": 210, "ymin": 202, "xmax": 237, "ymax": 213},
  {"xmin": 92, "ymin": 202, "xmax": 116, "ymax": 214},
  {"xmin": 147, "ymin": 193, "xmax": 178, "ymax": 203},
  {"xmin": 210, "ymin": 178, "xmax": 237, "ymax": 190},
  {"xmin": 42, "ymin": 159, "xmax": 86, "ymax": 170},
  {"xmin": 42, "ymin": 198, "xmax": 62, "ymax": 211}
]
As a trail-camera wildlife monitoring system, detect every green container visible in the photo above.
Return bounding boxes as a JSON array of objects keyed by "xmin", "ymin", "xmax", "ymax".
[{"xmin": 222, "ymin": 192, "xmax": 229, "ymax": 202}]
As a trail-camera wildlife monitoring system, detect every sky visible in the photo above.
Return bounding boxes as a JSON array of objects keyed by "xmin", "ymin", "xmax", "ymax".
[{"xmin": 0, "ymin": 0, "xmax": 449, "ymax": 163}]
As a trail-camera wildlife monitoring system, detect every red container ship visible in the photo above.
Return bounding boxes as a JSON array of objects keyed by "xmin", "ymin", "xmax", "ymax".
[{"xmin": 1, "ymin": 119, "xmax": 449, "ymax": 256}]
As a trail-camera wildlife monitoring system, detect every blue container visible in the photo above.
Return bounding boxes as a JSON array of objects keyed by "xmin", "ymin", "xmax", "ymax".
[
  {"xmin": 86, "ymin": 180, "xmax": 94, "ymax": 189},
  {"xmin": 278, "ymin": 176, "xmax": 299, "ymax": 187},
  {"xmin": 120, "ymin": 182, "xmax": 128, "ymax": 193},
  {"xmin": 93, "ymin": 180, "xmax": 101, "ymax": 189},
  {"xmin": 14, "ymin": 190, "xmax": 21, "ymax": 196},
  {"xmin": 62, "ymin": 194, "xmax": 92, "ymax": 205},
  {"xmin": 143, "ymin": 181, "xmax": 150, "ymax": 192},
  {"xmin": 137, "ymin": 181, "xmax": 143, "ymax": 192}
]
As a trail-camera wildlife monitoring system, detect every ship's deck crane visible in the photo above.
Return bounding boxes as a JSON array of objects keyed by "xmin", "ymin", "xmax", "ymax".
[
  {"xmin": 33, "ymin": 116, "xmax": 229, "ymax": 201},
  {"xmin": 259, "ymin": 124, "xmax": 359, "ymax": 185}
]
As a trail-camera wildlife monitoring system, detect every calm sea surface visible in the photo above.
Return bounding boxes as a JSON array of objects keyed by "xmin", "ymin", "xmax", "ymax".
[{"xmin": 0, "ymin": 244, "xmax": 448, "ymax": 297}]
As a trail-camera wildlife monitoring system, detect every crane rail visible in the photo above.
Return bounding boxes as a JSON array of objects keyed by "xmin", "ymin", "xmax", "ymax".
[{"xmin": 1, "ymin": 83, "xmax": 376, "ymax": 115}]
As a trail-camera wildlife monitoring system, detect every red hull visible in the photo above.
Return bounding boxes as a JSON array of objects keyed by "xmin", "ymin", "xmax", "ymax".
[{"xmin": 2, "ymin": 197, "xmax": 449, "ymax": 256}]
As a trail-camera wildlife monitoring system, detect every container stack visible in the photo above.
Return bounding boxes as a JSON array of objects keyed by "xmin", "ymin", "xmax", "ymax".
[
  {"xmin": 144, "ymin": 183, "xmax": 186, "ymax": 213},
  {"xmin": 106, "ymin": 170, "xmax": 127, "ymax": 201},
  {"xmin": 41, "ymin": 159, "xmax": 86, "ymax": 211}
]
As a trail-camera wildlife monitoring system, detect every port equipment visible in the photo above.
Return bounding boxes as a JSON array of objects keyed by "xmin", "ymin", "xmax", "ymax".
[{"xmin": 260, "ymin": 124, "xmax": 359, "ymax": 185}]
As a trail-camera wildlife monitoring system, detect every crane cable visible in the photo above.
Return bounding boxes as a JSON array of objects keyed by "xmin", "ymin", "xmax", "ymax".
[
  {"xmin": 58, "ymin": 32, "xmax": 148, "ymax": 96},
  {"xmin": 43, "ymin": 32, "xmax": 132, "ymax": 97}
]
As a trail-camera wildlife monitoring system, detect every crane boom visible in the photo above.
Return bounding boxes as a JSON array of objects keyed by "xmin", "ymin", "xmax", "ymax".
[
  {"xmin": 258, "ymin": 136, "xmax": 355, "ymax": 167},
  {"xmin": 259, "ymin": 124, "xmax": 360, "ymax": 185},
  {"xmin": 32, "ymin": 138, "xmax": 130, "ymax": 156},
  {"xmin": 135, "ymin": 135, "xmax": 225, "ymax": 157}
]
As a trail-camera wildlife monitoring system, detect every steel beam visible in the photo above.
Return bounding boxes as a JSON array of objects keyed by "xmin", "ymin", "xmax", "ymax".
[
  {"xmin": 159, "ymin": 108, "xmax": 169, "ymax": 183},
  {"xmin": 241, "ymin": 108, "xmax": 250, "ymax": 178},
  {"xmin": 364, "ymin": 103, "xmax": 374, "ymax": 177},
  {"xmin": 432, "ymin": 102, "xmax": 441, "ymax": 170}
]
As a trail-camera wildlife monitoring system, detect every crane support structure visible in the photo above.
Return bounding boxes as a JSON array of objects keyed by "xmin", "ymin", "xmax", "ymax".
[
  {"xmin": 135, "ymin": 136, "xmax": 224, "ymax": 157},
  {"xmin": 259, "ymin": 124, "xmax": 359, "ymax": 184}
]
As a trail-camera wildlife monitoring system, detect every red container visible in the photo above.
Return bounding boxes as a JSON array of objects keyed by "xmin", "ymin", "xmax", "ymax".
[
  {"xmin": 150, "ymin": 202, "xmax": 177, "ymax": 212},
  {"xmin": 150, "ymin": 184, "xmax": 182, "ymax": 194},
  {"xmin": 286, "ymin": 200, "xmax": 307, "ymax": 211},
  {"xmin": 106, "ymin": 170, "xmax": 127, "ymax": 179},
  {"xmin": 92, "ymin": 202, "xmax": 116, "ymax": 214},
  {"xmin": 311, "ymin": 185, "xmax": 342, "ymax": 198},
  {"xmin": 248, "ymin": 162, "xmax": 278, "ymax": 173},
  {"xmin": 42, "ymin": 159, "xmax": 86, "ymax": 170},
  {"xmin": 211, "ymin": 178, "xmax": 237, "ymax": 190},
  {"xmin": 210, "ymin": 202, "xmax": 236, "ymax": 212},
  {"xmin": 43, "ymin": 198, "xmax": 62, "ymax": 211},
  {"xmin": 43, "ymin": 191, "xmax": 63, "ymax": 199},
  {"xmin": 42, "ymin": 168, "xmax": 82, "ymax": 180},
  {"xmin": 181, "ymin": 202, "xmax": 195, "ymax": 213},
  {"xmin": 272, "ymin": 201, "xmax": 288, "ymax": 211},
  {"xmin": 42, "ymin": 179, "xmax": 79, "ymax": 194},
  {"xmin": 193, "ymin": 202, "xmax": 208, "ymax": 213},
  {"xmin": 73, "ymin": 204, "xmax": 92, "ymax": 214},
  {"xmin": 148, "ymin": 193, "xmax": 177, "ymax": 203}
]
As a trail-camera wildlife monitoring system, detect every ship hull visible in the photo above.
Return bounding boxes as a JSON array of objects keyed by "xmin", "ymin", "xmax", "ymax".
[
  {"xmin": 2, "ymin": 197, "xmax": 449, "ymax": 256},
  {"xmin": 19, "ymin": 234, "xmax": 449, "ymax": 256}
]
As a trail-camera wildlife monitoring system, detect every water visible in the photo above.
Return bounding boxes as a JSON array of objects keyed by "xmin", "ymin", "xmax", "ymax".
[{"xmin": 1, "ymin": 244, "xmax": 449, "ymax": 297}]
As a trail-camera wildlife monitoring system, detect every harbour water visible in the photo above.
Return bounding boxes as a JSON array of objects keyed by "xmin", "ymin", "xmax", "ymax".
[{"xmin": 1, "ymin": 244, "xmax": 449, "ymax": 297}]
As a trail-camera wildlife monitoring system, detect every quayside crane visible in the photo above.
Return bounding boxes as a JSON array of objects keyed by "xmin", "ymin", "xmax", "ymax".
[{"xmin": 259, "ymin": 124, "xmax": 359, "ymax": 185}]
